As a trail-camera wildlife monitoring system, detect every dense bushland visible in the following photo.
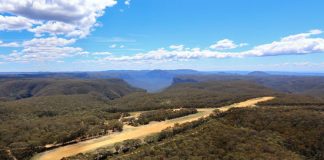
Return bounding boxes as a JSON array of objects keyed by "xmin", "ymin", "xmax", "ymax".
[
  {"xmin": 0, "ymin": 78, "xmax": 143, "ymax": 101},
  {"xmin": 0, "ymin": 94, "xmax": 125, "ymax": 160},
  {"xmin": 2, "ymin": 76, "xmax": 324, "ymax": 160},
  {"xmin": 108, "ymin": 106, "xmax": 324, "ymax": 160},
  {"xmin": 259, "ymin": 94, "xmax": 324, "ymax": 106},
  {"xmin": 175, "ymin": 75, "xmax": 324, "ymax": 100},
  {"xmin": 109, "ymin": 80, "xmax": 276, "ymax": 111},
  {"xmin": 219, "ymin": 106, "xmax": 324, "ymax": 159},
  {"xmin": 125, "ymin": 108, "xmax": 197, "ymax": 126},
  {"xmin": 0, "ymin": 79, "xmax": 278, "ymax": 159}
]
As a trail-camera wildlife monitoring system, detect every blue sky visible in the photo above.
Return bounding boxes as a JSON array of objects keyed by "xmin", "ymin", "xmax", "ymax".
[{"xmin": 0, "ymin": 0, "xmax": 324, "ymax": 72}]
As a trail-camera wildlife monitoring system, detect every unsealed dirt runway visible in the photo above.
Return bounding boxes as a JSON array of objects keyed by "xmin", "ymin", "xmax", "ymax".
[{"xmin": 32, "ymin": 96, "xmax": 274, "ymax": 160}]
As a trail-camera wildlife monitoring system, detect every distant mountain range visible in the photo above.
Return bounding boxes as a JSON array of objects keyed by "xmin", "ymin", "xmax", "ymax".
[
  {"xmin": 0, "ymin": 69, "xmax": 200, "ymax": 92},
  {"xmin": 1, "ymin": 70, "xmax": 324, "ymax": 92},
  {"xmin": 247, "ymin": 71, "xmax": 270, "ymax": 76}
]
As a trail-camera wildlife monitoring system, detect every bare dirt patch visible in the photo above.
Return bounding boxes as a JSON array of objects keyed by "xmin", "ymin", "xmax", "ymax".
[{"xmin": 32, "ymin": 96, "xmax": 274, "ymax": 160}]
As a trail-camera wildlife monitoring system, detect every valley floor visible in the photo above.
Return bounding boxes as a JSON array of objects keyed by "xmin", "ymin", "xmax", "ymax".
[{"xmin": 32, "ymin": 97, "xmax": 274, "ymax": 160}]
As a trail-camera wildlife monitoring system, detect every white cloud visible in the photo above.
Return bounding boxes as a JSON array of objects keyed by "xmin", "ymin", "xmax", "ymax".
[
  {"xmin": 29, "ymin": 21, "xmax": 78, "ymax": 37},
  {"xmin": 170, "ymin": 45, "xmax": 184, "ymax": 50},
  {"xmin": 242, "ymin": 29, "xmax": 324, "ymax": 57},
  {"xmin": 92, "ymin": 51, "xmax": 112, "ymax": 55},
  {"xmin": 0, "ymin": 15, "xmax": 38, "ymax": 31},
  {"xmin": 109, "ymin": 44, "xmax": 125, "ymax": 49},
  {"xmin": 125, "ymin": 0, "xmax": 131, "ymax": 6},
  {"xmin": 0, "ymin": 40, "xmax": 20, "ymax": 47},
  {"xmin": 0, "ymin": 0, "xmax": 118, "ymax": 38},
  {"xmin": 1, "ymin": 36, "xmax": 117, "ymax": 61},
  {"xmin": 23, "ymin": 37, "xmax": 76, "ymax": 47},
  {"xmin": 281, "ymin": 29, "xmax": 322, "ymax": 41},
  {"xmin": 104, "ymin": 30, "xmax": 324, "ymax": 61},
  {"xmin": 4, "ymin": 37, "xmax": 83, "ymax": 62},
  {"xmin": 2, "ymin": 28, "xmax": 323, "ymax": 64},
  {"xmin": 210, "ymin": 39, "xmax": 247, "ymax": 50},
  {"xmin": 110, "ymin": 44, "xmax": 117, "ymax": 48}
]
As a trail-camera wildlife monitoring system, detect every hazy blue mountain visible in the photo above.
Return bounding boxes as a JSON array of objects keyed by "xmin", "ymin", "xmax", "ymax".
[
  {"xmin": 0, "ymin": 70, "xmax": 201, "ymax": 92},
  {"xmin": 248, "ymin": 71, "xmax": 270, "ymax": 76},
  {"xmin": 1, "ymin": 70, "xmax": 324, "ymax": 92},
  {"xmin": 103, "ymin": 70, "xmax": 200, "ymax": 92}
]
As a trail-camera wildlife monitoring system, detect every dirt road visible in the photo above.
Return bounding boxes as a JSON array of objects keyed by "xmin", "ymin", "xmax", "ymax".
[{"xmin": 32, "ymin": 96, "xmax": 274, "ymax": 160}]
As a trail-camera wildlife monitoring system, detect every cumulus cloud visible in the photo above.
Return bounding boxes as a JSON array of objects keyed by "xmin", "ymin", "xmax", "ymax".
[
  {"xmin": 242, "ymin": 29, "xmax": 324, "ymax": 57},
  {"xmin": 4, "ymin": 37, "xmax": 83, "ymax": 62},
  {"xmin": 0, "ymin": 0, "xmax": 117, "ymax": 37},
  {"xmin": 210, "ymin": 39, "xmax": 247, "ymax": 50},
  {"xmin": 1, "ymin": 27, "xmax": 323, "ymax": 64},
  {"xmin": 0, "ymin": 40, "xmax": 20, "ymax": 47},
  {"xmin": 1, "ymin": 37, "xmax": 116, "ymax": 62},
  {"xmin": 0, "ymin": 0, "xmax": 122, "ymax": 63},
  {"xmin": 29, "ymin": 21, "xmax": 78, "ymax": 37},
  {"xmin": 104, "ymin": 30, "xmax": 324, "ymax": 61},
  {"xmin": 0, "ymin": 15, "xmax": 38, "ymax": 31},
  {"xmin": 23, "ymin": 37, "xmax": 76, "ymax": 47}
]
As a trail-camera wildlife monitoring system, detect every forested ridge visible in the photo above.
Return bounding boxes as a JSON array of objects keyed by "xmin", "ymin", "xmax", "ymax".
[
  {"xmin": 174, "ymin": 75, "xmax": 324, "ymax": 105},
  {"xmin": 174, "ymin": 74, "xmax": 324, "ymax": 98},
  {"xmin": 68, "ymin": 106, "xmax": 323, "ymax": 160},
  {"xmin": 109, "ymin": 80, "xmax": 277, "ymax": 111},
  {"xmin": 0, "ymin": 79, "xmax": 277, "ymax": 159},
  {"xmin": 1, "ymin": 75, "xmax": 324, "ymax": 160},
  {"xmin": 0, "ymin": 94, "xmax": 126, "ymax": 160},
  {"xmin": 0, "ymin": 78, "xmax": 144, "ymax": 159},
  {"xmin": 0, "ymin": 78, "xmax": 143, "ymax": 101}
]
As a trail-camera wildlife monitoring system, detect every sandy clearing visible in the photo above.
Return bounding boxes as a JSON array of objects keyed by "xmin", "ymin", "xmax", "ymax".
[
  {"xmin": 32, "ymin": 96, "xmax": 274, "ymax": 160},
  {"xmin": 128, "ymin": 111, "xmax": 142, "ymax": 117},
  {"xmin": 217, "ymin": 96, "xmax": 274, "ymax": 112}
]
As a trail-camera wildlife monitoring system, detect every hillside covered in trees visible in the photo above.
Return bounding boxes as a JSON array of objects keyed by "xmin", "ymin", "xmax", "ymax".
[
  {"xmin": 71, "ymin": 106, "xmax": 322, "ymax": 160},
  {"xmin": 0, "ymin": 78, "xmax": 144, "ymax": 159},
  {"xmin": 0, "ymin": 69, "xmax": 200, "ymax": 92},
  {"xmin": 0, "ymin": 78, "xmax": 143, "ymax": 101},
  {"xmin": 109, "ymin": 80, "xmax": 277, "ymax": 111},
  {"xmin": 174, "ymin": 75, "xmax": 324, "ymax": 105},
  {"xmin": 1, "ymin": 74, "xmax": 324, "ymax": 160},
  {"xmin": 0, "ymin": 94, "xmax": 127, "ymax": 160},
  {"xmin": 174, "ymin": 74, "xmax": 324, "ymax": 97}
]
